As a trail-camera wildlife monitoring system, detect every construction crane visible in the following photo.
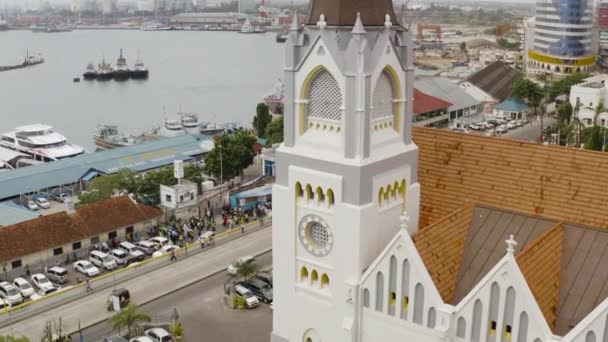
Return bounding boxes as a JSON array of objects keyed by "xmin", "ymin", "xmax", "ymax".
[{"xmin": 417, "ymin": 23, "xmax": 442, "ymax": 43}]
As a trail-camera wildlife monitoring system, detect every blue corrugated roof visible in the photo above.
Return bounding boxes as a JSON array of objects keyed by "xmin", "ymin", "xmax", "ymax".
[
  {"xmin": 0, "ymin": 203, "xmax": 40, "ymax": 226},
  {"xmin": 0, "ymin": 135, "xmax": 212, "ymax": 200},
  {"xmin": 495, "ymin": 98, "xmax": 529, "ymax": 112}
]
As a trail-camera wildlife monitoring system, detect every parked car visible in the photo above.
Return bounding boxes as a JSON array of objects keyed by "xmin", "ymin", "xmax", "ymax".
[
  {"xmin": 197, "ymin": 231, "xmax": 215, "ymax": 242},
  {"xmin": 149, "ymin": 236, "xmax": 169, "ymax": 249},
  {"xmin": 506, "ymin": 121, "xmax": 517, "ymax": 130},
  {"xmin": 73, "ymin": 260, "xmax": 100, "ymax": 277},
  {"xmin": 227, "ymin": 256, "xmax": 255, "ymax": 276},
  {"xmin": 495, "ymin": 125, "xmax": 508, "ymax": 134},
  {"xmin": 135, "ymin": 241, "xmax": 156, "ymax": 255},
  {"xmin": 467, "ymin": 123, "xmax": 481, "ymax": 130},
  {"xmin": 144, "ymin": 328, "xmax": 173, "ymax": 342},
  {"xmin": 254, "ymin": 274, "xmax": 273, "ymax": 288},
  {"xmin": 486, "ymin": 118, "xmax": 499, "ymax": 125},
  {"xmin": 51, "ymin": 193, "xmax": 69, "ymax": 203},
  {"xmin": 35, "ymin": 197, "xmax": 51, "ymax": 209},
  {"xmin": 515, "ymin": 119, "xmax": 525, "ymax": 127},
  {"xmin": 152, "ymin": 245, "xmax": 180, "ymax": 258},
  {"xmin": 102, "ymin": 336, "xmax": 129, "ymax": 342},
  {"xmin": 240, "ymin": 278, "xmax": 273, "ymax": 304},
  {"xmin": 12, "ymin": 277, "xmax": 35, "ymax": 298},
  {"xmin": 109, "ymin": 249, "xmax": 129, "ymax": 265},
  {"xmin": 496, "ymin": 118, "xmax": 508, "ymax": 125},
  {"xmin": 482, "ymin": 122, "xmax": 495, "ymax": 129},
  {"xmin": 234, "ymin": 284, "xmax": 259, "ymax": 308},
  {"xmin": 0, "ymin": 281, "xmax": 23, "ymax": 306},
  {"xmin": 46, "ymin": 266, "xmax": 69, "ymax": 284},
  {"xmin": 31, "ymin": 273, "xmax": 54, "ymax": 291},
  {"xmin": 30, "ymin": 286, "xmax": 58, "ymax": 301},
  {"xmin": 118, "ymin": 242, "xmax": 145, "ymax": 261},
  {"xmin": 24, "ymin": 200, "xmax": 39, "ymax": 211},
  {"xmin": 89, "ymin": 250, "xmax": 117, "ymax": 271},
  {"xmin": 129, "ymin": 337, "xmax": 154, "ymax": 342}
]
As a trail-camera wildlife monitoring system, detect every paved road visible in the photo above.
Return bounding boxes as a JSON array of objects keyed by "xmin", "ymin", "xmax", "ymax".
[
  {"xmin": 0, "ymin": 227, "xmax": 273, "ymax": 341},
  {"xmin": 80, "ymin": 252, "xmax": 273, "ymax": 342},
  {"xmin": 503, "ymin": 117, "xmax": 556, "ymax": 142}
]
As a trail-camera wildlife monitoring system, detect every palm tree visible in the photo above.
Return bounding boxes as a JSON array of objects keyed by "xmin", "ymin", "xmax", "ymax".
[
  {"xmin": 594, "ymin": 101, "xmax": 605, "ymax": 127},
  {"xmin": 511, "ymin": 78, "xmax": 546, "ymax": 141},
  {"xmin": 109, "ymin": 304, "xmax": 151, "ymax": 338},
  {"xmin": 234, "ymin": 259, "xmax": 258, "ymax": 280},
  {"xmin": 570, "ymin": 116, "xmax": 584, "ymax": 148}
]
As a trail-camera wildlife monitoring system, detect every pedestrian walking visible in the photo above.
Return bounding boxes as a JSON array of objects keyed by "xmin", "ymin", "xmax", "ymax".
[
  {"xmin": 171, "ymin": 250, "xmax": 177, "ymax": 262},
  {"xmin": 85, "ymin": 279, "xmax": 92, "ymax": 292},
  {"xmin": 184, "ymin": 241, "xmax": 188, "ymax": 255},
  {"xmin": 241, "ymin": 222, "xmax": 245, "ymax": 234}
]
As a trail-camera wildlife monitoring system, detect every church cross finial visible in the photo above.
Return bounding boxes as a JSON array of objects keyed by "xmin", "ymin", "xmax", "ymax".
[
  {"xmin": 400, "ymin": 211, "xmax": 411, "ymax": 231},
  {"xmin": 317, "ymin": 14, "xmax": 327, "ymax": 29},
  {"xmin": 505, "ymin": 234, "xmax": 518, "ymax": 254},
  {"xmin": 385, "ymin": 14, "xmax": 392, "ymax": 28}
]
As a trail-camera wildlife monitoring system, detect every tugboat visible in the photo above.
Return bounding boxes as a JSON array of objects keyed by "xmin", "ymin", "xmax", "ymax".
[
  {"xmin": 113, "ymin": 49, "xmax": 130, "ymax": 81},
  {"xmin": 130, "ymin": 58, "xmax": 149, "ymax": 79},
  {"xmin": 96, "ymin": 59, "xmax": 114, "ymax": 81},
  {"xmin": 82, "ymin": 62, "xmax": 97, "ymax": 80}
]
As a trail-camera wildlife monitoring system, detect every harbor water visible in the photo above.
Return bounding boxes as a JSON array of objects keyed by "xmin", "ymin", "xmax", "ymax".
[{"xmin": 0, "ymin": 30, "xmax": 283, "ymax": 150}]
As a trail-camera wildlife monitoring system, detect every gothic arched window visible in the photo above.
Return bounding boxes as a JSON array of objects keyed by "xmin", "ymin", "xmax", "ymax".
[
  {"xmin": 371, "ymin": 71, "xmax": 395, "ymax": 121},
  {"xmin": 306, "ymin": 69, "xmax": 343, "ymax": 127}
]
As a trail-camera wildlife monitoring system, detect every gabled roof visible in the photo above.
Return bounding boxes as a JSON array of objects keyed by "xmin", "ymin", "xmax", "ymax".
[
  {"xmin": 415, "ymin": 77, "xmax": 480, "ymax": 111},
  {"xmin": 305, "ymin": 0, "xmax": 397, "ymax": 27},
  {"xmin": 0, "ymin": 196, "xmax": 161, "ymax": 263},
  {"xmin": 0, "ymin": 202, "xmax": 40, "ymax": 226},
  {"xmin": 413, "ymin": 88, "xmax": 453, "ymax": 115},
  {"xmin": 464, "ymin": 61, "xmax": 522, "ymax": 102},
  {"xmin": 495, "ymin": 97, "xmax": 529, "ymax": 112}
]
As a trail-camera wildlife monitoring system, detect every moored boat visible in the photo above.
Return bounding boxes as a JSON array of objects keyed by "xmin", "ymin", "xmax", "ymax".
[
  {"xmin": 0, "ymin": 124, "xmax": 85, "ymax": 162},
  {"xmin": 83, "ymin": 62, "xmax": 97, "ymax": 80},
  {"xmin": 96, "ymin": 59, "xmax": 114, "ymax": 81},
  {"xmin": 131, "ymin": 58, "xmax": 149, "ymax": 79},
  {"xmin": 113, "ymin": 49, "xmax": 131, "ymax": 81}
]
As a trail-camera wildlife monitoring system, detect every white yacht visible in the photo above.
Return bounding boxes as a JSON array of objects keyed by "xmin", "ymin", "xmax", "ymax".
[
  {"xmin": 158, "ymin": 118, "xmax": 185, "ymax": 137},
  {"xmin": 180, "ymin": 113, "xmax": 200, "ymax": 135},
  {"xmin": 0, "ymin": 124, "xmax": 86, "ymax": 162}
]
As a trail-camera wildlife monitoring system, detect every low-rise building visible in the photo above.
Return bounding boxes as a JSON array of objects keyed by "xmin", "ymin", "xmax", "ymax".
[
  {"xmin": 169, "ymin": 12, "xmax": 241, "ymax": 27},
  {"xmin": 459, "ymin": 61, "xmax": 523, "ymax": 105},
  {"xmin": 160, "ymin": 179, "xmax": 199, "ymax": 220},
  {"xmin": 412, "ymin": 88, "xmax": 452, "ymax": 127},
  {"xmin": 493, "ymin": 97, "xmax": 530, "ymax": 120},
  {"xmin": 0, "ymin": 196, "xmax": 161, "ymax": 278},
  {"xmin": 569, "ymin": 75, "xmax": 608, "ymax": 127},
  {"xmin": 415, "ymin": 77, "xmax": 480, "ymax": 129}
]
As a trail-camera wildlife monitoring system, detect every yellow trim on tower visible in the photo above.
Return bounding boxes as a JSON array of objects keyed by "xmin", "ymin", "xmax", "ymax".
[
  {"xmin": 299, "ymin": 65, "xmax": 327, "ymax": 135},
  {"xmin": 527, "ymin": 50, "xmax": 596, "ymax": 66},
  {"xmin": 382, "ymin": 65, "xmax": 402, "ymax": 133}
]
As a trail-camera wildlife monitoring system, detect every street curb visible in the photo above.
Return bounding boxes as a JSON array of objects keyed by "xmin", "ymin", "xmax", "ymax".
[{"xmin": 70, "ymin": 247, "xmax": 273, "ymax": 336}]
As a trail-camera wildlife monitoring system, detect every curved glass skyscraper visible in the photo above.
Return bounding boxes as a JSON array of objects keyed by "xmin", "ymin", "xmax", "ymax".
[{"xmin": 527, "ymin": 0, "xmax": 597, "ymax": 76}]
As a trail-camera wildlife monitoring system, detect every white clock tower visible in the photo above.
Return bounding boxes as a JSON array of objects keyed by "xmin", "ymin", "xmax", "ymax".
[{"xmin": 271, "ymin": 1, "xmax": 420, "ymax": 341}]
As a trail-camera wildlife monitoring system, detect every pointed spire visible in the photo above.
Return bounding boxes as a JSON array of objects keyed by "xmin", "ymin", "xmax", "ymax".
[
  {"xmin": 505, "ymin": 234, "xmax": 518, "ymax": 254},
  {"xmin": 290, "ymin": 11, "xmax": 299, "ymax": 31},
  {"xmin": 400, "ymin": 211, "xmax": 411, "ymax": 231},
  {"xmin": 317, "ymin": 13, "xmax": 327, "ymax": 29},
  {"xmin": 384, "ymin": 14, "xmax": 392, "ymax": 29},
  {"xmin": 352, "ymin": 12, "xmax": 366, "ymax": 34}
]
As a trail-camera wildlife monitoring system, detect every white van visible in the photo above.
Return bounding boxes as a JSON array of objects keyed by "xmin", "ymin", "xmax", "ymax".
[
  {"xmin": 109, "ymin": 249, "xmax": 129, "ymax": 265},
  {"xmin": 234, "ymin": 284, "xmax": 259, "ymax": 308},
  {"xmin": 118, "ymin": 242, "xmax": 145, "ymax": 261},
  {"xmin": 89, "ymin": 250, "xmax": 117, "ymax": 271}
]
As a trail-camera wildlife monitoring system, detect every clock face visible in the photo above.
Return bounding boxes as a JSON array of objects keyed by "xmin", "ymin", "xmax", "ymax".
[{"xmin": 298, "ymin": 215, "xmax": 334, "ymax": 257}]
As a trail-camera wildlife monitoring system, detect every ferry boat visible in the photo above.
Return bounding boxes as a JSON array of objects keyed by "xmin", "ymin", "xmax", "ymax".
[
  {"xmin": 131, "ymin": 58, "xmax": 149, "ymax": 79},
  {"xmin": 83, "ymin": 62, "xmax": 97, "ymax": 80},
  {"xmin": 96, "ymin": 59, "xmax": 114, "ymax": 81},
  {"xmin": 181, "ymin": 113, "xmax": 200, "ymax": 135},
  {"xmin": 0, "ymin": 124, "xmax": 85, "ymax": 162},
  {"xmin": 113, "ymin": 49, "xmax": 130, "ymax": 81}
]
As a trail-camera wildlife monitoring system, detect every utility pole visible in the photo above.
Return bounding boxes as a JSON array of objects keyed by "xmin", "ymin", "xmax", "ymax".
[{"xmin": 219, "ymin": 144, "xmax": 223, "ymax": 184}]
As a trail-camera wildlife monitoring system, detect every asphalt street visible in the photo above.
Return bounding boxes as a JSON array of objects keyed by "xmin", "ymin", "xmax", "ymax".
[
  {"xmin": 79, "ymin": 252, "xmax": 273, "ymax": 342},
  {"xmin": 503, "ymin": 116, "xmax": 557, "ymax": 142}
]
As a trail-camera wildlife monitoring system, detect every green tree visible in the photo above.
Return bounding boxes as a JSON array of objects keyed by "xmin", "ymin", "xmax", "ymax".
[
  {"xmin": 547, "ymin": 72, "xmax": 590, "ymax": 101},
  {"xmin": 234, "ymin": 258, "xmax": 258, "ymax": 280},
  {"xmin": 594, "ymin": 101, "xmax": 605, "ymax": 126},
  {"xmin": 264, "ymin": 117, "xmax": 284, "ymax": 147},
  {"xmin": 253, "ymin": 103, "xmax": 272, "ymax": 138},
  {"xmin": 0, "ymin": 336, "xmax": 29, "ymax": 342},
  {"xmin": 511, "ymin": 78, "xmax": 546, "ymax": 141},
  {"xmin": 109, "ymin": 304, "xmax": 151, "ymax": 338},
  {"xmin": 78, "ymin": 169, "xmax": 139, "ymax": 205},
  {"xmin": 583, "ymin": 126, "xmax": 605, "ymax": 151},
  {"xmin": 204, "ymin": 131, "xmax": 256, "ymax": 181},
  {"xmin": 558, "ymin": 103, "xmax": 573, "ymax": 125}
]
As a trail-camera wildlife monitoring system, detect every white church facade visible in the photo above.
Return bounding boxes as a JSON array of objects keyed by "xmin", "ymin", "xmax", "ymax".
[{"xmin": 270, "ymin": 1, "xmax": 608, "ymax": 342}]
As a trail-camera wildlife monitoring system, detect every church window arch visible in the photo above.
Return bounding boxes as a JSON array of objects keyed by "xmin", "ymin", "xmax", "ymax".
[
  {"xmin": 603, "ymin": 314, "xmax": 608, "ymax": 342},
  {"xmin": 315, "ymin": 187, "xmax": 325, "ymax": 204},
  {"xmin": 457, "ymin": 317, "xmax": 467, "ymax": 338},
  {"xmin": 311, "ymin": 270, "xmax": 319, "ymax": 285},
  {"xmin": 472, "ymin": 299, "xmax": 483, "ymax": 342},
  {"xmin": 295, "ymin": 182, "xmax": 303, "ymax": 200},
  {"xmin": 392, "ymin": 181, "xmax": 399, "ymax": 198},
  {"xmin": 385, "ymin": 185, "xmax": 392, "ymax": 201},
  {"xmin": 400, "ymin": 179, "xmax": 407, "ymax": 210},
  {"xmin": 413, "ymin": 283, "xmax": 424, "ymax": 325},
  {"xmin": 371, "ymin": 70, "xmax": 396, "ymax": 123},
  {"xmin": 427, "ymin": 307, "xmax": 436, "ymax": 328},
  {"xmin": 327, "ymin": 189, "xmax": 335, "ymax": 207},
  {"xmin": 300, "ymin": 267, "xmax": 309, "ymax": 282},
  {"xmin": 363, "ymin": 288, "xmax": 370, "ymax": 308},
  {"xmin": 517, "ymin": 312, "xmax": 528, "ymax": 342},
  {"xmin": 375, "ymin": 272, "xmax": 385, "ymax": 312},
  {"xmin": 587, "ymin": 331, "xmax": 597, "ymax": 342},
  {"xmin": 488, "ymin": 282, "xmax": 500, "ymax": 337},
  {"xmin": 388, "ymin": 255, "xmax": 397, "ymax": 316},
  {"xmin": 378, "ymin": 187, "xmax": 385, "ymax": 206},
  {"xmin": 401, "ymin": 259, "xmax": 410, "ymax": 320},
  {"xmin": 300, "ymin": 67, "xmax": 343, "ymax": 134},
  {"xmin": 302, "ymin": 328, "xmax": 320, "ymax": 342},
  {"xmin": 321, "ymin": 273, "xmax": 329, "ymax": 288},
  {"xmin": 503, "ymin": 287, "xmax": 516, "ymax": 341},
  {"xmin": 306, "ymin": 184, "xmax": 314, "ymax": 202}
]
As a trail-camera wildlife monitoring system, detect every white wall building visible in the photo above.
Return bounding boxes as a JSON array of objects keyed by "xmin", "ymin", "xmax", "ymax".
[
  {"xmin": 569, "ymin": 74, "xmax": 608, "ymax": 127},
  {"xmin": 271, "ymin": 1, "xmax": 608, "ymax": 342}
]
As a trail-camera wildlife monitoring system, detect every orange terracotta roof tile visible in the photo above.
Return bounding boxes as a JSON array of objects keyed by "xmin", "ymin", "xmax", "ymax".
[
  {"xmin": 413, "ymin": 204, "xmax": 474, "ymax": 303},
  {"xmin": 516, "ymin": 222, "xmax": 564, "ymax": 330},
  {"xmin": 413, "ymin": 127, "xmax": 608, "ymax": 229}
]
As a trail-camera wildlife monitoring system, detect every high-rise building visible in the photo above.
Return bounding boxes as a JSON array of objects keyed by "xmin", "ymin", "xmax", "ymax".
[
  {"xmin": 526, "ymin": 0, "xmax": 597, "ymax": 76},
  {"xmin": 598, "ymin": 0, "xmax": 608, "ymax": 66}
]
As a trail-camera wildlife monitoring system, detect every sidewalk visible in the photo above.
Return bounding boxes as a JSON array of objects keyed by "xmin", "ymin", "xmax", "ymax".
[{"xmin": 0, "ymin": 226, "xmax": 273, "ymax": 341}]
